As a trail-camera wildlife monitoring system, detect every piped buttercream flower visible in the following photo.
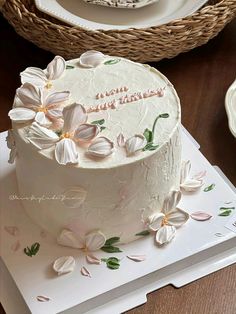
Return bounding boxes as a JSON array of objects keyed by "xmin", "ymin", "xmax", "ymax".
[
  {"xmin": 57, "ymin": 229, "xmax": 106, "ymax": 252},
  {"xmin": 20, "ymin": 56, "xmax": 66, "ymax": 88},
  {"xmin": 6, "ymin": 130, "xmax": 17, "ymax": 164},
  {"xmin": 79, "ymin": 51, "xmax": 105, "ymax": 68},
  {"xmin": 8, "ymin": 83, "xmax": 70, "ymax": 127},
  {"xmin": 27, "ymin": 103, "xmax": 100, "ymax": 165},
  {"xmin": 147, "ymin": 190, "xmax": 189, "ymax": 245},
  {"xmin": 180, "ymin": 160, "xmax": 204, "ymax": 192}
]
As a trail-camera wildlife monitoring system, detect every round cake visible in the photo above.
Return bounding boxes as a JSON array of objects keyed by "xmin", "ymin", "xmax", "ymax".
[{"xmin": 8, "ymin": 51, "xmax": 181, "ymax": 246}]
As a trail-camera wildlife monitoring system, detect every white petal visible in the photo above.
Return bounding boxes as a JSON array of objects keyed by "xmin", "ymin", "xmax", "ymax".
[
  {"xmin": 86, "ymin": 254, "xmax": 101, "ymax": 265},
  {"xmin": 8, "ymin": 107, "xmax": 36, "ymax": 123},
  {"xmin": 44, "ymin": 91, "xmax": 70, "ymax": 107},
  {"xmin": 190, "ymin": 211, "xmax": 212, "ymax": 221},
  {"xmin": 46, "ymin": 56, "xmax": 66, "ymax": 80},
  {"xmin": 17, "ymin": 83, "xmax": 42, "ymax": 107},
  {"xmin": 35, "ymin": 111, "xmax": 52, "ymax": 127},
  {"xmin": 193, "ymin": 170, "xmax": 207, "ymax": 181},
  {"xmin": 125, "ymin": 134, "xmax": 147, "ymax": 156},
  {"xmin": 180, "ymin": 160, "xmax": 191, "ymax": 184},
  {"xmin": 180, "ymin": 178, "xmax": 203, "ymax": 192},
  {"xmin": 57, "ymin": 229, "xmax": 84, "ymax": 249},
  {"xmin": 147, "ymin": 213, "xmax": 165, "ymax": 232},
  {"xmin": 155, "ymin": 225, "xmax": 176, "ymax": 245},
  {"xmin": 63, "ymin": 103, "xmax": 87, "ymax": 133},
  {"xmin": 37, "ymin": 296, "xmax": 51, "ymax": 302},
  {"xmin": 81, "ymin": 266, "xmax": 91, "ymax": 277},
  {"xmin": 6, "ymin": 130, "xmax": 15, "ymax": 149},
  {"xmin": 74, "ymin": 123, "xmax": 99, "ymax": 142},
  {"xmin": 53, "ymin": 256, "xmax": 76, "ymax": 275},
  {"xmin": 55, "ymin": 138, "xmax": 79, "ymax": 165},
  {"xmin": 117, "ymin": 133, "xmax": 125, "ymax": 147},
  {"xmin": 8, "ymin": 147, "xmax": 17, "ymax": 164},
  {"xmin": 87, "ymin": 137, "xmax": 114, "ymax": 158},
  {"xmin": 62, "ymin": 187, "xmax": 87, "ymax": 208},
  {"xmin": 20, "ymin": 67, "xmax": 47, "ymax": 87},
  {"xmin": 79, "ymin": 51, "xmax": 105, "ymax": 68},
  {"xmin": 27, "ymin": 122, "xmax": 59, "ymax": 149},
  {"xmin": 127, "ymin": 255, "xmax": 146, "ymax": 262},
  {"xmin": 167, "ymin": 208, "xmax": 189, "ymax": 227},
  {"xmin": 162, "ymin": 190, "xmax": 181, "ymax": 215},
  {"xmin": 85, "ymin": 231, "xmax": 106, "ymax": 251},
  {"xmin": 47, "ymin": 108, "xmax": 63, "ymax": 119}
]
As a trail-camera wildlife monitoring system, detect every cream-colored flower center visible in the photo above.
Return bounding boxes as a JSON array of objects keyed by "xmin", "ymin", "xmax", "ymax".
[
  {"xmin": 38, "ymin": 106, "xmax": 48, "ymax": 113},
  {"xmin": 60, "ymin": 132, "xmax": 73, "ymax": 139},
  {"xmin": 161, "ymin": 215, "xmax": 169, "ymax": 226},
  {"xmin": 45, "ymin": 81, "xmax": 52, "ymax": 89}
]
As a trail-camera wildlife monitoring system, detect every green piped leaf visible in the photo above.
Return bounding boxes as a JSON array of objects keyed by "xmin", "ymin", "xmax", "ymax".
[
  {"xmin": 23, "ymin": 242, "xmax": 40, "ymax": 257},
  {"xmin": 143, "ymin": 128, "xmax": 153, "ymax": 143},
  {"xmin": 203, "ymin": 184, "xmax": 216, "ymax": 192},
  {"xmin": 101, "ymin": 246, "xmax": 122, "ymax": 253},
  {"xmin": 135, "ymin": 230, "xmax": 150, "ymax": 236},
  {"xmin": 102, "ymin": 257, "xmax": 120, "ymax": 270},
  {"xmin": 218, "ymin": 210, "xmax": 232, "ymax": 217},
  {"xmin": 219, "ymin": 207, "xmax": 235, "ymax": 210},
  {"xmin": 158, "ymin": 113, "xmax": 169, "ymax": 118},
  {"xmin": 91, "ymin": 119, "xmax": 105, "ymax": 125},
  {"xmin": 66, "ymin": 65, "xmax": 75, "ymax": 69},
  {"xmin": 104, "ymin": 237, "xmax": 120, "ymax": 246},
  {"xmin": 104, "ymin": 59, "xmax": 120, "ymax": 65},
  {"xmin": 143, "ymin": 143, "xmax": 159, "ymax": 151}
]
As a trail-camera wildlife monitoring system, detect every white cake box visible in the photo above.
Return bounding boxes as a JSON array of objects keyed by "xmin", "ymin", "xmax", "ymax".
[{"xmin": 0, "ymin": 128, "xmax": 236, "ymax": 314}]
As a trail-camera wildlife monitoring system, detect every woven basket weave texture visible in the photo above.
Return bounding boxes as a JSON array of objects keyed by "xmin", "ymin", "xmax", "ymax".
[{"xmin": 2, "ymin": 0, "xmax": 236, "ymax": 62}]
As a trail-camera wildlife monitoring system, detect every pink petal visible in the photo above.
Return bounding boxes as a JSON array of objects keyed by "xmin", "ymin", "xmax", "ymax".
[
  {"xmin": 127, "ymin": 255, "xmax": 146, "ymax": 262},
  {"xmin": 74, "ymin": 123, "xmax": 99, "ymax": 142},
  {"xmin": 180, "ymin": 179, "xmax": 203, "ymax": 192},
  {"xmin": 190, "ymin": 211, "xmax": 212, "ymax": 221},
  {"xmin": 27, "ymin": 122, "xmax": 59, "ymax": 149},
  {"xmin": 162, "ymin": 190, "xmax": 182, "ymax": 214},
  {"xmin": 17, "ymin": 83, "xmax": 42, "ymax": 107},
  {"xmin": 57, "ymin": 229, "xmax": 84, "ymax": 249},
  {"xmin": 85, "ymin": 231, "xmax": 106, "ymax": 251},
  {"xmin": 37, "ymin": 296, "xmax": 51, "ymax": 302},
  {"xmin": 125, "ymin": 134, "xmax": 147, "ymax": 156},
  {"xmin": 81, "ymin": 266, "xmax": 91, "ymax": 277},
  {"xmin": 193, "ymin": 170, "xmax": 207, "ymax": 180},
  {"xmin": 86, "ymin": 254, "xmax": 101, "ymax": 265},
  {"xmin": 4, "ymin": 226, "xmax": 20, "ymax": 236},
  {"xmin": 117, "ymin": 133, "xmax": 125, "ymax": 147},
  {"xmin": 167, "ymin": 208, "xmax": 189, "ymax": 227},
  {"xmin": 20, "ymin": 67, "xmax": 47, "ymax": 87},
  {"xmin": 148, "ymin": 213, "xmax": 165, "ymax": 232},
  {"xmin": 46, "ymin": 108, "xmax": 63, "ymax": 119},
  {"xmin": 87, "ymin": 137, "xmax": 114, "ymax": 158},
  {"xmin": 44, "ymin": 91, "xmax": 70, "ymax": 107},
  {"xmin": 63, "ymin": 103, "xmax": 87, "ymax": 133},
  {"xmin": 79, "ymin": 51, "xmax": 105, "ymax": 68},
  {"xmin": 46, "ymin": 56, "xmax": 66, "ymax": 80},
  {"xmin": 55, "ymin": 138, "xmax": 79, "ymax": 165},
  {"xmin": 11, "ymin": 240, "xmax": 21, "ymax": 252}
]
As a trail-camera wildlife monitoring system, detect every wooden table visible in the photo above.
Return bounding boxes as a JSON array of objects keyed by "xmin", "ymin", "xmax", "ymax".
[{"xmin": 0, "ymin": 13, "xmax": 235, "ymax": 314}]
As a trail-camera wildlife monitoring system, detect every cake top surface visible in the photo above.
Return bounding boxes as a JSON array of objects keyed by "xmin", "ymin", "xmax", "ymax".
[{"xmin": 10, "ymin": 51, "xmax": 180, "ymax": 169}]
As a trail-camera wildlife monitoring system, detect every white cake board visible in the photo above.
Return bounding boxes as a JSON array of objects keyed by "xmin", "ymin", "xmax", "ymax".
[{"xmin": 0, "ymin": 128, "xmax": 236, "ymax": 314}]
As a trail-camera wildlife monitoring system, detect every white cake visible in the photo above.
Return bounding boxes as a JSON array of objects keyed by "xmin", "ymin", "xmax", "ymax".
[{"xmin": 7, "ymin": 51, "xmax": 187, "ymax": 250}]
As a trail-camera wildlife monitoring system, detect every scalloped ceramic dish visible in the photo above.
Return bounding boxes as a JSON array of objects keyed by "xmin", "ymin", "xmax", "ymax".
[
  {"xmin": 225, "ymin": 79, "xmax": 236, "ymax": 138},
  {"xmin": 34, "ymin": 0, "xmax": 209, "ymax": 31}
]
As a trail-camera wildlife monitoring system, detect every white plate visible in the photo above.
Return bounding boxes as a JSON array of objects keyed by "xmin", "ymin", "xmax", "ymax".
[
  {"xmin": 35, "ymin": 0, "xmax": 208, "ymax": 31},
  {"xmin": 82, "ymin": 0, "xmax": 160, "ymax": 10},
  {"xmin": 225, "ymin": 79, "xmax": 236, "ymax": 138}
]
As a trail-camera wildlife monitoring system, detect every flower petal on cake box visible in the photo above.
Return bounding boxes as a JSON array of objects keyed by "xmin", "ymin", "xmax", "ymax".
[
  {"xmin": 55, "ymin": 138, "xmax": 79, "ymax": 165},
  {"xmin": 86, "ymin": 254, "xmax": 101, "ymax": 265},
  {"xmin": 85, "ymin": 231, "xmax": 106, "ymax": 251},
  {"xmin": 44, "ymin": 91, "xmax": 70, "ymax": 107},
  {"xmin": 190, "ymin": 211, "xmax": 212, "ymax": 221},
  {"xmin": 87, "ymin": 137, "xmax": 114, "ymax": 158},
  {"xmin": 147, "ymin": 213, "xmax": 165, "ymax": 232},
  {"xmin": 125, "ymin": 134, "xmax": 147, "ymax": 156},
  {"xmin": 53, "ymin": 256, "xmax": 76, "ymax": 275},
  {"xmin": 57, "ymin": 229, "xmax": 84, "ymax": 249},
  {"xmin": 46, "ymin": 56, "xmax": 66, "ymax": 80},
  {"xmin": 167, "ymin": 208, "xmax": 189, "ymax": 227},
  {"xmin": 37, "ymin": 295, "xmax": 51, "ymax": 302},
  {"xmin": 8, "ymin": 107, "xmax": 36, "ymax": 123},
  {"xmin": 162, "ymin": 190, "xmax": 181, "ymax": 215},
  {"xmin": 17, "ymin": 83, "xmax": 42, "ymax": 108},
  {"xmin": 117, "ymin": 133, "xmax": 125, "ymax": 147},
  {"xmin": 27, "ymin": 122, "xmax": 59, "ymax": 149},
  {"xmin": 35, "ymin": 111, "xmax": 52, "ymax": 127},
  {"xmin": 155, "ymin": 225, "xmax": 176, "ymax": 245},
  {"xmin": 127, "ymin": 255, "xmax": 146, "ymax": 262},
  {"xmin": 20, "ymin": 67, "xmax": 47, "ymax": 87},
  {"xmin": 74, "ymin": 124, "xmax": 99, "ymax": 142},
  {"xmin": 180, "ymin": 160, "xmax": 191, "ymax": 183},
  {"xmin": 81, "ymin": 266, "xmax": 91, "ymax": 277},
  {"xmin": 79, "ymin": 51, "xmax": 105, "ymax": 68},
  {"xmin": 63, "ymin": 103, "xmax": 87, "ymax": 133},
  {"xmin": 180, "ymin": 178, "xmax": 203, "ymax": 192}
]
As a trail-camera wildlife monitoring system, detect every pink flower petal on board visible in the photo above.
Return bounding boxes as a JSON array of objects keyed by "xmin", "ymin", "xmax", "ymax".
[
  {"xmin": 11, "ymin": 240, "xmax": 21, "ymax": 252},
  {"xmin": 4, "ymin": 226, "xmax": 20, "ymax": 236},
  {"xmin": 190, "ymin": 211, "xmax": 212, "ymax": 221},
  {"xmin": 127, "ymin": 255, "xmax": 146, "ymax": 262},
  {"xmin": 86, "ymin": 254, "xmax": 101, "ymax": 265},
  {"xmin": 37, "ymin": 296, "xmax": 51, "ymax": 302},
  {"xmin": 81, "ymin": 266, "xmax": 91, "ymax": 277}
]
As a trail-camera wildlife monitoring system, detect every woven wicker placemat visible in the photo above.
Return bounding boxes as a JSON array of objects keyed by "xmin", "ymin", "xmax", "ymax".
[{"xmin": 1, "ymin": 0, "xmax": 236, "ymax": 62}]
